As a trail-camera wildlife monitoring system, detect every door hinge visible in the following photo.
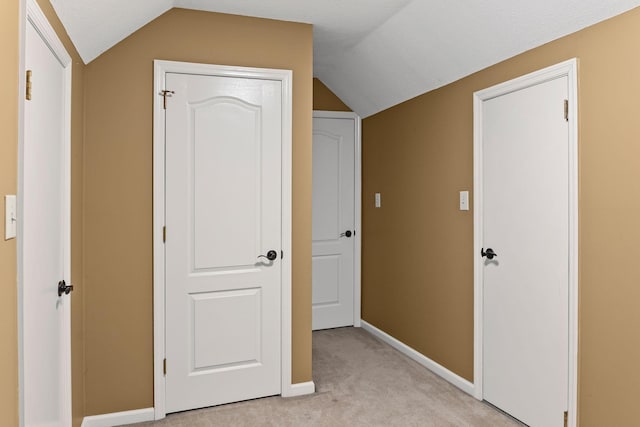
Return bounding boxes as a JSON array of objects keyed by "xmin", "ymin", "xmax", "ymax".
[
  {"xmin": 163, "ymin": 358, "xmax": 167, "ymax": 375},
  {"xmin": 26, "ymin": 70, "xmax": 32, "ymax": 100},
  {"xmin": 564, "ymin": 410, "xmax": 568, "ymax": 427},
  {"xmin": 161, "ymin": 90, "xmax": 175, "ymax": 110},
  {"xmin": 162, "ymin": 226, "xmax": 166, "ymax": 243},
  {"xmin": 564, "ymin": 99, "xmax": 569, "ymax": 121}
]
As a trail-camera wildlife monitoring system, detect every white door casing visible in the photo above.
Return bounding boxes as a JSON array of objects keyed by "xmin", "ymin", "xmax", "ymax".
[
  {"xmin": 473, "ymin": 59, "xmax": 578, "ymax": 427},
  {"xmin": 311, "ymin": 112, "xmax": 361, "ymax": 331},
  {"xmin": 153, "ymin": 60, "xmax": 298, "ymax": 419},
  {"xmin": 19, "ymin": 0, "xmax": 73, "ymax": 426}
]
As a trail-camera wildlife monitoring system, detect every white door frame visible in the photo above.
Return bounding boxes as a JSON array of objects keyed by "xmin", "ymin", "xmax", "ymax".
[
  {"xmin": 473, "ymin": 58, "xmax": 579, "ymax": 427},
  {"xmin": 17, "ymin": 0, "xmax": 73, "ymax": 425},
  {"xmin": 153, "ymin": 60, "xmax": 294, "ymax": 419},
  {"xmin": 312, "ymin": 110, "xmax": 362, "ymax": 327}
]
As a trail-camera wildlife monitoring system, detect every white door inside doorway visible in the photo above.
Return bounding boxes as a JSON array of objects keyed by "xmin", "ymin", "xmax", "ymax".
[
  {"xmin": 475, "ymin": 61, "xmax": 578, "ymax": 427},
  {"xmin": 312, "ymin": 112, "xmax": 361, "ymax": 331},
  {"xmin": 21, "ymin": 1, "xmax": 72, "ymax": 425},
  {"xmin": 161, "ymin": 65, "xmax": 291, "ymax": 414}
]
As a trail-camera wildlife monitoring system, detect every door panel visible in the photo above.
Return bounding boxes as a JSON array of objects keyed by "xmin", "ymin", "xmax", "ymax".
[
  {"xmin": 191, "ymin": 289, "xmax": 261, "ymax": 370},
  {"xmin": 312, "ymin": 116, "xmax": 355, "ymax": 330},
  {"xmin": 312, "ymin": 255, "xmax": 340, "ymax": 305},
  {"xmin": 482, "ymin": 76, "xmax": 569, "ymax": 427},
  {"xmin": 23, "ymin": 17, "xmax": 71, "ymax": 427},
  {"xmin": 312, "ymin": 134, "xmax": 340, "ymax": 240},
  {"xmin": 192, "ymin": 98, "xmax": 261, "ymax": 270},
  {"xmin": 165, "ymin": 72, "xmax": 281, "ymax": 413}
]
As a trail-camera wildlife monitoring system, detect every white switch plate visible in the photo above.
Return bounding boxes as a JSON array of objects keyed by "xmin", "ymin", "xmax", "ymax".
[
  {"xmin": 375, "ymin": 192, "xmax": 381, "ymax": 208},
  {"xmin": 459, "ymin": 191, "xmax": 469, "ymax": 211},
  {"xmin": 5, "ymin": 195, "xmax": 17, "ymax": 240}
]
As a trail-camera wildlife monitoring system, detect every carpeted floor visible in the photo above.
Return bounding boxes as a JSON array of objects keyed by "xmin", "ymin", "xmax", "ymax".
[{"xmin": 131, "ymin": 327, "xmax": 520, "ymax": 426}]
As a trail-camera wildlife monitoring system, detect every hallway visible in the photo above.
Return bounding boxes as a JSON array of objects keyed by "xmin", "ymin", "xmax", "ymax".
[{"xmin": 133, "ymin": 327, "xmax": 518, "ymax": 426}]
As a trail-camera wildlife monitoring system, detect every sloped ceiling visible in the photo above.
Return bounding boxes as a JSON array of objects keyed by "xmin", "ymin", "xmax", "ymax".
[{"xmin": 51, "ymin": 0, "xmax": 640, "ymax": 117}]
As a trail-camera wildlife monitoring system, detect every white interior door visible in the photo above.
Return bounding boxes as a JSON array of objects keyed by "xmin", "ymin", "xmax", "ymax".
[
  {"xmin": 22, "ymin": 7, "xmax": 71, "ymax": 426},
  {"xmin": 164, "ymin": 72, "xmax": 282, "ymax": 413},
  {"xmin": 312, "ymin": 115, "xmax": 356, "ymax": 330},
  {"xmin": 481, "ymin": 76, "xmax": 569, "ymax": 426}
]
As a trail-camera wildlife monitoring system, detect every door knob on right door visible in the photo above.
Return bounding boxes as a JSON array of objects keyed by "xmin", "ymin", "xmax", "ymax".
[
  {"xmin": 258, "ymin": 250, "xmax": 278, "ymax": 261},
  {"xmin": 57, "ymin": 280, "xmax": 74, "ymax": 297},
  {"xmin": 340, "ymin": 230, "xmax": 353, "ymax": 238},
  {"xmin": 481, "ymin": 248, "xmax": 497, "ymax": 260}
]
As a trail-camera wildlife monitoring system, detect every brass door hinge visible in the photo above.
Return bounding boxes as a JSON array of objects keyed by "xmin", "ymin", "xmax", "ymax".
[
  {"xmin": 161, "ymin": 90, "xmax": 175, "ymax": 109},
  {"xmin": 163, "ymin": 226, "xmax": 166, "ymax": 243},
  {"xmin": 564, "ymin": 99, "xmax": 569, "ymax": 122},
  {"xmin": 26, "ymin": 70, "xmax": 32, "ymax": 100},
  {"xmin": 564, "ymin": 410, "xmax": 568, "ymax": 427},
  {"xmin": 163, "ymin": 358, "xmax": 167, "ymax": 375}
]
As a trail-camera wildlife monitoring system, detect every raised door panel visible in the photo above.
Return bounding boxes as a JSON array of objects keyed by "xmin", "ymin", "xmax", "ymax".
[
  {"xmin": 312, "ymin": 131, "xmax": 340, "ymax": 242},
  {"xmin": 312, "ymin": 255, "xmax": 340, "ymax": 305},
  {"xmin": 191, "ymin": 289, "xmax": 262, "ymax": 371},
  {"xmin": 192, "ymin": 98, "xmax": 261, "ymax": 271}
]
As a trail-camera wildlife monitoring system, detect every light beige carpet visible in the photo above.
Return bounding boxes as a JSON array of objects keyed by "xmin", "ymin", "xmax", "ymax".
[{"xmin": 131, "ymin": 327, "xmax": 519, "ymax": 426}]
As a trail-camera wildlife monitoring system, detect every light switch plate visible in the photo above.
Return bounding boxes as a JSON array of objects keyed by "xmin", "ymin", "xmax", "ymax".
[
  {"xmin": 5, "ymin": 195, "xmax": 17, "ymax": 240},
  {"xmin": 375, "ymin": 192, "xmax": 381, "ymax": 208},
  {"xmin": 459, "ymin": 191, "xmax": 469, "ymax": 211}
]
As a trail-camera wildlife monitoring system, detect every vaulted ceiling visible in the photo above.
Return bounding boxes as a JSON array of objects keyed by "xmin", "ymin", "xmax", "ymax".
[{"xmin": 50, "ymin": 0, "xmax": 640, "ymax": 117}]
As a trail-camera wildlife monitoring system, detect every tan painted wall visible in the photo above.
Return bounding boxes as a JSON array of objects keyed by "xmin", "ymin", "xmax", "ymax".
[
  {"xmin": 362, "ymin": 7, "xmax": 640, "ymax": 426},
  {"xmin": 1, "ymin": 1, "xmax": 85, "ymax": 426},
  {"xmin": 0, "ymin": 1, "xmax": 20, "ymax": 424},
  {"xmin": 313, "ymin": 78, "xmax": 351, "ymax": 111},
  {"xmin": 83, "ymin": 8, "xmax": 312, "ymax": 415}
]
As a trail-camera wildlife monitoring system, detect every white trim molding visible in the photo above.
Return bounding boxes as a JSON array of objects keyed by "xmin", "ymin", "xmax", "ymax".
[
  {"xmin": 472, "ymin": 58, "xmax": 579, "ymax": 427},
  {"xmin": 25, "ymin": 0, "xmax": 72, "ymax": 67},
  {"xmin": 81, "ymin": 408, "xmax": 155, "ymax": 427},
  {"xmin": 360, "ymin": 320, "xmax": 475, "ymax": 396},
  {"xmin": 312, "ymin": 110, "xmax": 362, "ymax": 327},
  {"xmin": 282, "ymin": 381, "xmax": 316, "ymax": 398},
  {"xmin": 152, "ymin": 60, "xmax": 294, "ymax": 419}
]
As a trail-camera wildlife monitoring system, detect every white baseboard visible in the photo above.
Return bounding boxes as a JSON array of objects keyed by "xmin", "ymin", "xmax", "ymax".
[
  {"xmin": 82, "ymin": 383, "xmax": 314, "ymax": 426},
  {"xmin": 81, "ymin": 407, "xmax": 155, "ymax": 427},
  {"xmin": 360, "ymin": 320, "xmax": 475, "ymax": 396},
  {"xmin": 282, "ymin": 380, "xmax": 315, "ymax": 398}
]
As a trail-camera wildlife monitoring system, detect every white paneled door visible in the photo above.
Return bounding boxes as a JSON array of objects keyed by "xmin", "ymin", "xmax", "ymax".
[
  {"xmin": 481, "ymin": 76, "xmax": 570, "ymax": 426},
  {"xmin": 312, "ymin": 114, "xmax": 357, "ymax": 330},
  {"xmin": 164, "ymin": 72, "xmax": 282, "ymax": 413},
  {"xmin": 22, "ymin": 2, "xmax": 72, "ymax": 425}
]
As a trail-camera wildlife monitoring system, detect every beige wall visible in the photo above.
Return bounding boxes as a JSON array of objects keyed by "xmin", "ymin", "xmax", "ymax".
[
  {"xmin": 0, "ymin": 1, "xmax": 20, "ymax": 424},
  {"xmin": 83, "ymin": 8, "xmax": 312, "ymax": 415},
  {"xmin": 362, "ymin": 7, "xmax": 640, "ymax": 426},
  {"xmin": 313, "ymin": 78, "xmax": 351, "ymax": 111},
  {"xmin": 1, "ymin": 1, "xmax": 85, "ymax": 426}
]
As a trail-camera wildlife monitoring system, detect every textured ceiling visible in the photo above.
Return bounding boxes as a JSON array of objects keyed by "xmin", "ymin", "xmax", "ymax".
[{"xmin": 50, "ymin": 0, "xmax": 640, "ymax": 117}]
